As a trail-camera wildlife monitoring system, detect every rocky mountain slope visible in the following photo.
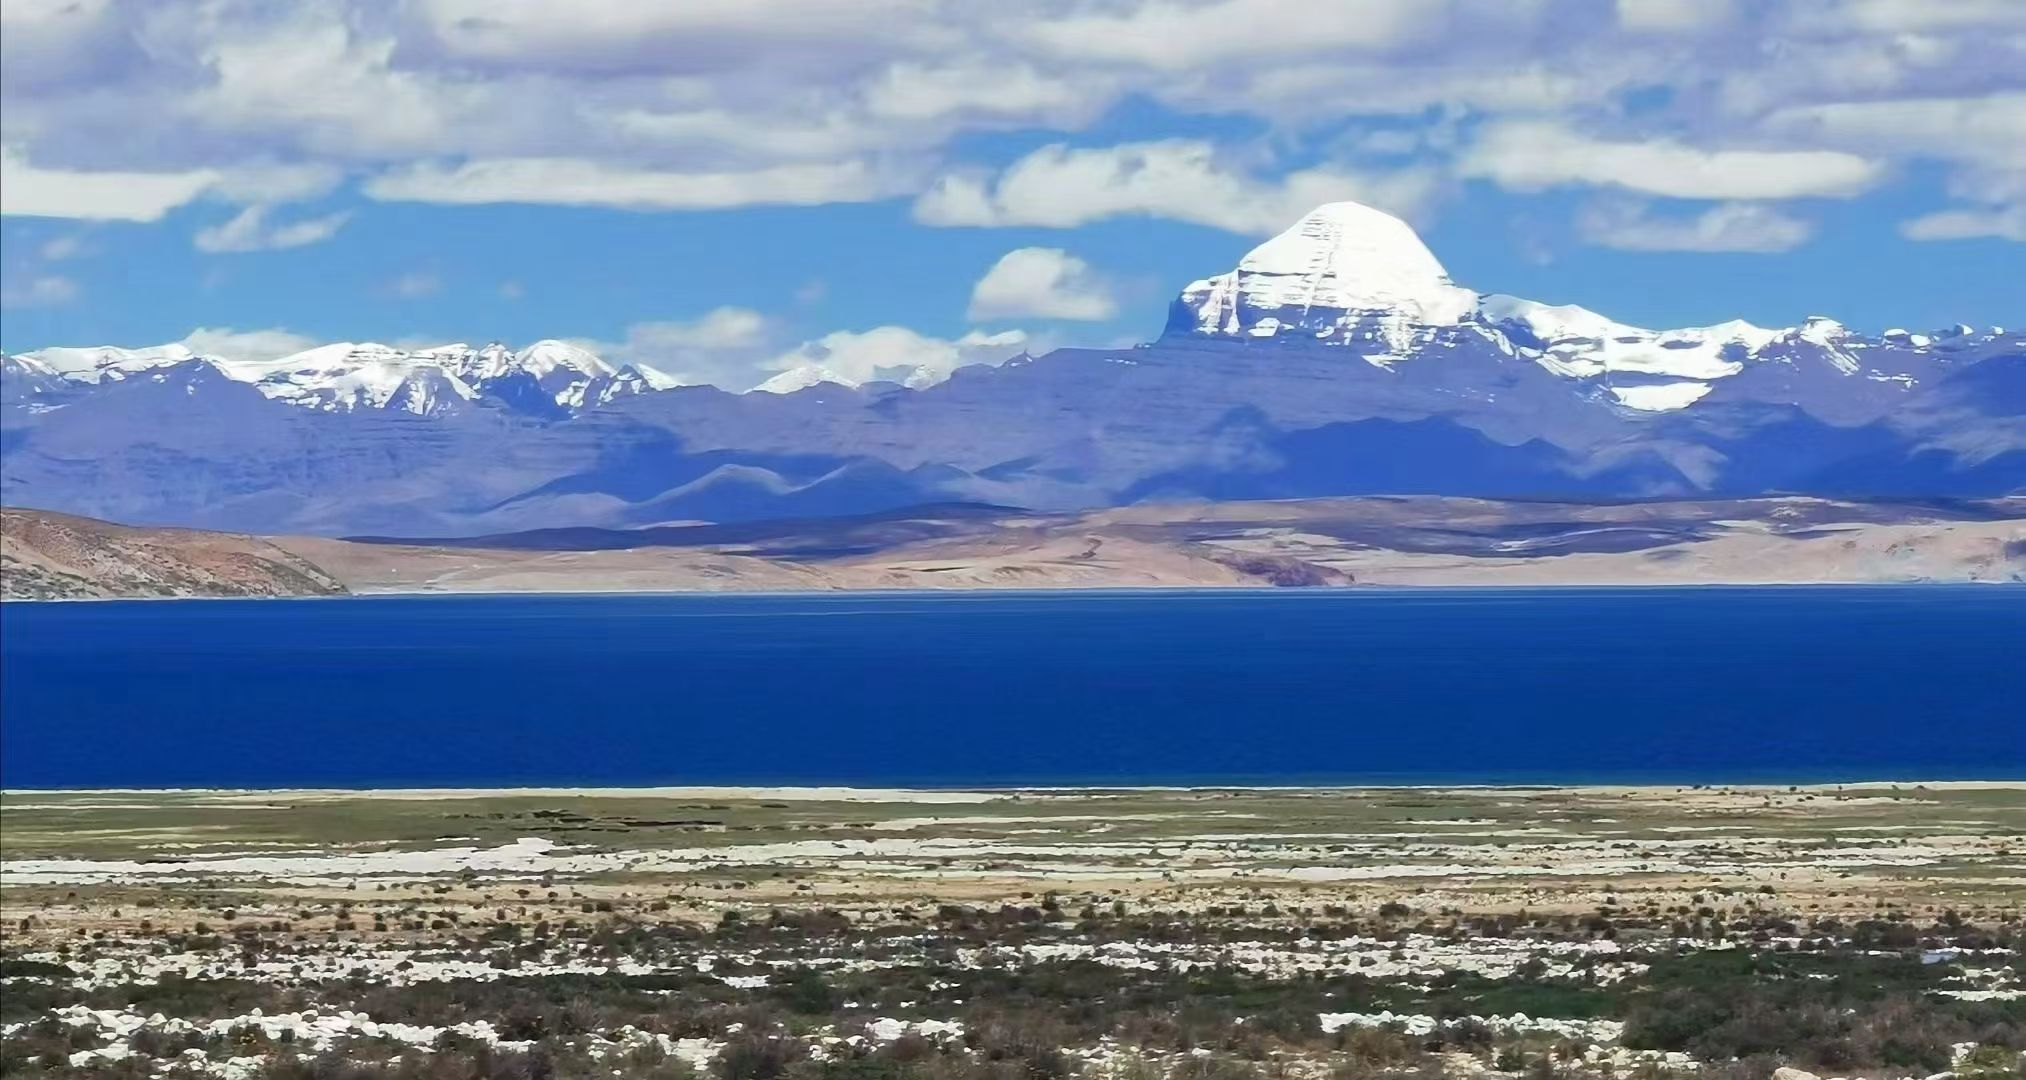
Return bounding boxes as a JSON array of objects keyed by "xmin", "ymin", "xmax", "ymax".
[
  {"xmin": 4, "ymin": 202, "xmax": 2020, "ymax": 538},
  {"xmin": 0, "ymin": 508, "xmax": 346, "ymax": 599},
  {"xmin": 7, "ymin": 497, "xmax": 2020, "ymax": 599}
]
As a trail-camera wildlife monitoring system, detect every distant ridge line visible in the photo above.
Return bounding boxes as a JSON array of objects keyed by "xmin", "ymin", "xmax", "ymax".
[{"xmin": 341, "ymin": 501, "xmax": 1030, "ymax": 551}]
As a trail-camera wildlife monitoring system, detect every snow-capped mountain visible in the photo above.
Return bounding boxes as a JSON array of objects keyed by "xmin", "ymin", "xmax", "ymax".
[
  {"xmin": 1167, "ymin": 201, "xmax": 2007, "ymax": 414},
  {"xmin": 4, "ymin": 198, "xmax": 2020, "ymax": 537},
  {"xmin": 11, "ymin": 343, "xmax": 207, "ymax": 385},
  {"xmin": 1173, "ymin": 200, "xmax": 1479, "ymax": 356},
  {"xmin": 5, "ymin": 339, "xmax": 678, "ymax": 418}
]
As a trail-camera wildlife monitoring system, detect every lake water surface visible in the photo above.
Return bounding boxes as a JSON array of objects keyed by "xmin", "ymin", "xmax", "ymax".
[{"xmin": 2, "ymin": 588, "xmax": 2021, "ymax": 788}]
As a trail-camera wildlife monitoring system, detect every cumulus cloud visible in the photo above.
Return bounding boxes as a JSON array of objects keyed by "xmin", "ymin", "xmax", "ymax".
[
  {"xmin": 1462, "ymin": 122, "xmax": 1883, "ymax": 200},
  {"xmin": 38, "ymin": 235, "xmax": 92, "ymax": 261},
  {"xmin": 177, "ymin": 326, "xmax": 319, "ymax": 363},
  {"xmin": 1760, "ymin": 94, "xmax": 2026, "ymax": 182},
  {"xmin": 206, "ymin": 162, "xmax": 347, "ymax": 205},
  {"xmin": 598, "ymin": 309, "xmax": 1034, "ymax": 394},
  {"xmin": 1576, "ymin": 200, "xmax": 1815, "ymax": 252},
  {"xmin": 757, "ymin": 326, "xmax": 1030, "ymax": 393},
  {"xmin": 1764, "ymin": 93, "xmax": 2026, "ymax": 150},
  {"xmin": 916, "ymin": 140, "xmax": 1441, "ymax": 235},
  {"xmin": 1616, "ymin": 0, "xmax": 1737, "ymax": 33},
  {"xmin": 383, "ymin": 271, "xmax": 441, "ymax": 299},
  {"xmin": 364, "ymin": 157, "xmax": 899, "ymax": 211},
  {"xmin": 1896, "ymin": 161, "xmax": 2025, "ymax": 242},
  {"xmin": 0, "ymin": 273, "xmax": 80, "ymax": 308},
  {"xmin": 1017, "ymin": 0, "xmax": 1450, "ymax": 70},
  {"xmin": 1821, "ymin": 0, "xmax": 2026, "ymax": 33},
  {"xmin": 968, "ymin": 248, "xmax": 1117, "ymax": 322},
  {"xmin": 1899, "ymin": 206, "xmax": 2026, "ymax": 242},
  {"xmin": 0, "ymin": 146, "xmax": 217, "ymax": 222},
  {"xmin": 1, "ymin": 0, "xmax": 2019, "ymax": 247},
  {"xmin": 601, "ymin": 307, "xmax": 779, "ymax": 388},
  {"xmin": 194, "ymin": 204, "xmax": 351, "ymax": 253}
]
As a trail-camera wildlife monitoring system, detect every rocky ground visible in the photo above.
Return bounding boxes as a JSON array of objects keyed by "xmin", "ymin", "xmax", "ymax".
[
  {"xmin": 0, "ymin": 510, "xmax": 345, "ymax": 600},
  {"xmin": 2, "ymin": 784, "xmax": 2021, "ymax": 1079},
  {"xmin": 5, "ymin": 495, "xmax": 2022, "ymax": 599}
]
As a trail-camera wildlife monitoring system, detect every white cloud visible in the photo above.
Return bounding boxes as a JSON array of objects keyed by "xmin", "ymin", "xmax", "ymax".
[
  {"xmin": 638, "ymin": 307, "xmax": 773, "ymax": 350},
  {"xmin": 1761, "ymin": 94, "xmax": 2026, "ymax": 172},
  {"xmin": 1576, "ymin": 200, "xmax": 1815, "ymax": 252},
  {"xmin": 1899, "ymin": 206, "xmax": 2026, "ymax": 242},
  {"xmin": 2, "ymin": 0, "xmax": 2021, "ymax": 253},
  {"xmin": 1018, "ymin": 0, "xmax": 1448, "ymax": 69},
  {"xmin": 384, "ymin": 271, "xmax": 441, "ymax": 299},
  {"xmin": 0, "ymin": 274, "xmax": 80, "ymax": 308},
  {"xmin": 194, "ymin": 204, "xmax": 351, "ymax": 253},
  {"xmin": 863, "ymin": 62, "xmax": 1095, "ymax": 124},
  {"xmin": 38, "ymin": 235, "xmax": 92, "ymax": 261},
  {"xmin": 206, "ymin": 162, "xmax": 346, "ymax": 205},
  {"xmin": 1616, "ymin": 0, "xmax": 1736, "ymax": 33},
  {"xmin": 177, "ymin": 326, "xmax": 319, "ymax": 363},
  {"xmin": 180, "ymin": 17, "xmax": 465, "ymax": 160},
  {"xmin": 758, "ymin": 326, "xmax": 1029, "ymax": 392},
  {"xmin": 600, "ymin": 311, "xmax": 1032, "ymax": 393},
  {"xmin": 408, "ymin": 0, "xmax": 936, "ymax": 73},
  {"xmin": 968, "ymin": 248, "xmax": 1117, "ymax": 322},
  {"xmin": 915, "ymin": 140, "xmax": 1441, "ymax": 235},
  {"xmin": 364, "ymin": 157, "xmax": 897, "ymax": 210},
  {"xmin": 1896, "ymin": 162, "xmax": 2025, "ymax": 243},
  {"xmin": 1823, "ymin": 0, "xmax": 2026, "ymax": 33},
  {"xmin": 0, "ymin": 146, "xmax": 217, "ymax": 222},
  {"xmin": 1462, "ymin": 121, "xmax": 1884, "ymax": 200},
  {"xmin": 602, "ymin": 307, "xmax": 778, "ymax": 388}
]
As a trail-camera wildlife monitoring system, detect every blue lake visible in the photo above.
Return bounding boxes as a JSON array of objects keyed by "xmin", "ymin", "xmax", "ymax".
[{"xmin": 2, "ymin": 588, "xmax": 2021, "ymax": 789}]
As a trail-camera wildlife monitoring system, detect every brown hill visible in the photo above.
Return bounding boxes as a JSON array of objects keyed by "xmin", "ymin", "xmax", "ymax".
[
  {"xmin": 5, "ymin": 496, "xmax": 2023, "ymax": 599},
  {"xmin": 1, "ymin": 508, "xmax": 346, "ymax": 600}
]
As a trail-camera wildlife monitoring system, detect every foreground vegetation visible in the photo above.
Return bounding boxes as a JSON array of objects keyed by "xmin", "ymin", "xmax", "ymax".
[
  {"xmin": 5, "ymin": 899, "xmax": 2021, "ymax": 1080},
  {"xmin": 5, "ymin": 784, "xmax": 2022, "ymax": 1078}
]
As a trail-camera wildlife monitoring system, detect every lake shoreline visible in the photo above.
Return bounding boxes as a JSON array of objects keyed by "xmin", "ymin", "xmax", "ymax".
[
  {"xmin": 9, "ymin": 577, "xmax": 2025, "ymax": 605},
  {"xmin": 8, "ymin": 779, "xmax": 2026, "ymax": 799}
]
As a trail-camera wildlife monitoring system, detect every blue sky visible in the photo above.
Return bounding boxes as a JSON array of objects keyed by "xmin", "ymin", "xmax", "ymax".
[{"xmin": 3, "ymin": 1, "xmax": 2021, "ymax": 389}]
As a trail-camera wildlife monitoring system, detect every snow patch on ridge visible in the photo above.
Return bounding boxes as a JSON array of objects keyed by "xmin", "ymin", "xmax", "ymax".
[{"xmin": 1607, "ymin": 382, "xmax": 1714, "ymax": 411}]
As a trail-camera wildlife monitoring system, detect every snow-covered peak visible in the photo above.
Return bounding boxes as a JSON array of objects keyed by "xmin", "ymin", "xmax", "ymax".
[
  {"xmin": 14, "ymin": 343, "xmax": 198, "ymax": 383},
  {"xmin": 386, "ymin": 366, "xmax": 481, "ymax": 418},
  {"xmin": 755, "ymin": 365, "xmax": 852, "ymax": 394},
  {"xmin": 1, "ymin": 353, "xmax": 57, "ymax": 379},
  {"xmin": 1232, "ymin": 202, "xmax": 1470, "ymax": 315},
  {"xmin": 3, "ymin": 336, "xmax": 689, "ymax": 417},
  {"xmin": 1477, "ymin": 295, "xmax": 1778, "ymax": 380},
  {"xmin": 1171, "ymin": 201, "xmax": 1478, "ymax": 357},
  {"xmin": 1794, "ymin": 316, "xmax": 1851, "ymax": 346},
  {"xmin": 514, "ymin": 339, "xmax": 615, "ymax": 379},
  {"xmin": 612, "ymin": 363, "xmax": 682, "ymax": 392},
  {"xmin": 237, "ymin": 342, "xmax": 479, "ymax": 415},
  {"xmin": 1161, "ymin": 199, "xmax": 2018, "ymax": 411}
]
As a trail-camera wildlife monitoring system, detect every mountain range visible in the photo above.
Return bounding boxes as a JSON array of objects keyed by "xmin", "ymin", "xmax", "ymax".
[{"xmin": 4, "ymin": 201, "xmax": 2022, "ymax": 537}]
